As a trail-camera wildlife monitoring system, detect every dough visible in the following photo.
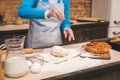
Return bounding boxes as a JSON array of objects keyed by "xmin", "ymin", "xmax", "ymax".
[{"xmin": 51, "ymin": 46, "xmax": 69, "ymax": 57}]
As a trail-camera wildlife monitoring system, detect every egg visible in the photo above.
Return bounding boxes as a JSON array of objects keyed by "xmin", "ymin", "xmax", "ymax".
[
  {"xmin": 27, "ymin": 60, "xmax": 32, "ymax": 68},
  {"xmin": 30, "ymin": 62, "xmax": 41, "ymax": 74}
]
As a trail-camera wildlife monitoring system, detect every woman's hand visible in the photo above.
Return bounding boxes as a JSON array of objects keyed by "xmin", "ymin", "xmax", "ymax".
[
  {"xmin": 47, "ymin": 8, "xmax": 64, "ymax": 21},
  {"xmin": 53, "ymin": 8, "xmax": 64, "ymax": 21},
  {"xmin": 64, "ymin": 28, "xmax": 75, "ymax": 41}
]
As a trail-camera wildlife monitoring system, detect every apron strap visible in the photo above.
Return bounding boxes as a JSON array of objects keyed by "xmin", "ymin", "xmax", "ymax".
[
  {"xmin": 40, "ymin": 0, "xmax": 42, "ymax": 2},
  {"xmin": 60, "ymin": 0, "xmax": 63, "ymax": 4}
]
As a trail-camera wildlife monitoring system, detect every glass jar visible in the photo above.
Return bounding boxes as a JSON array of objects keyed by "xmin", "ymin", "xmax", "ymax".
[{"xmin": 4, "ymin": 38, "xmax": 29, "ymax": 78}]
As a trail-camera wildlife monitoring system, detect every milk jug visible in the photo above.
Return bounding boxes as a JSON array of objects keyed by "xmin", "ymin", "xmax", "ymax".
[{"xmin": 4, "ymin": 37, "xmax": 29, "ymax": 78}]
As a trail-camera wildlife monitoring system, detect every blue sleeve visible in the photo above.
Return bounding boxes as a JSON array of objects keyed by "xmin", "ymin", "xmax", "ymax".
[
  {"xmin": 61, "ymin": 0, "xmax": 71, "ymax": 32},
  {"xmin": 18, "ymin": 0, "xmax": 46, "ymax": 19}
]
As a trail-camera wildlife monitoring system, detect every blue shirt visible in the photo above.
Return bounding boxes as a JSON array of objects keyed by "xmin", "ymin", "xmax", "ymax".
[{"xmin": 18, "ymin": 0, "xmax": 71, "ymax": 31}]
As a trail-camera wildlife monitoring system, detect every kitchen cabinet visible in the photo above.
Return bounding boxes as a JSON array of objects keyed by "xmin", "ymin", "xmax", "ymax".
[
  {"xmin": 92, "ymin": 0, "xmax": 120, "ymax": 38},
  {"xmin": 0, "ymin": 21, "xmax": 109, "ymax": 46},
  {"xmin": 0, "ymin": 30, "xmax": 28, "ymax": 45},
  {"xmin": 89, "ymin": 72, "xmax": 117, "ymax": 80},
  {"xmin": 62, "ymin": 21, "xmax": 109, "ymax": 45},
  {"xmin": 62, "ymin": 27, "xmax": 84, "ymax": 45},
  {"xmin": 89, "ymin": 71, "xmax": 120, "ymax": 80},
  {"xmin": 83, "ymin": 24, "xmax": 108, "ymax": 41}
]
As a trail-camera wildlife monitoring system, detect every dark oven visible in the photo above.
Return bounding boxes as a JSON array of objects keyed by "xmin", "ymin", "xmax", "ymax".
[{"xmin": 0, "ymin": 14, "xmax": 4, "ymax": 26}]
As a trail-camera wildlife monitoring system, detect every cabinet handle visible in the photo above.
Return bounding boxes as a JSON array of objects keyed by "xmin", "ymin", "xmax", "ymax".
[
  {"xmin": 113, "ymin": 32, "xmax": 120, "ymax": 37},
  {"xmin": 114, "ymin": 21, "xmax": 120, "ymax": 24}
]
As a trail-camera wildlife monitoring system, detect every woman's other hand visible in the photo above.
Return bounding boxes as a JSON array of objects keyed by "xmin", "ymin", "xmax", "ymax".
[{"xmin": 64, "ymin": 28, "xmax": 75, "ymax": 41}]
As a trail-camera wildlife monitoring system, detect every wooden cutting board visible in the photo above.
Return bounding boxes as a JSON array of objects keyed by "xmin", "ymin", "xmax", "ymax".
[{"xmin": 80, "ymin": 51, "xmax": 111, "ymax": 60}]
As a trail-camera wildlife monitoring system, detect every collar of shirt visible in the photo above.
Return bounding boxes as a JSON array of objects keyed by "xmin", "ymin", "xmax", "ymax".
[{"xmin": 49, "ymin": 0, "xmax": 58, "ymax": 4}]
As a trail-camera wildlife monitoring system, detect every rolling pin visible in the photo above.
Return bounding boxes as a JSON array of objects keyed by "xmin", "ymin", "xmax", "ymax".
[
  {"xmin": 0, "ymin": 55, "xmax": 4, "ymax": 80},
  {"xmin": 0, "ymin": 48, "xmax": 44, "ymax": 55}
]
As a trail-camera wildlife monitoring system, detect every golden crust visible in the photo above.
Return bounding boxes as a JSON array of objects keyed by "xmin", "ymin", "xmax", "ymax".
[{"xmin": 84, "ymin": 42, "xmax": 111, "ymax": 54}]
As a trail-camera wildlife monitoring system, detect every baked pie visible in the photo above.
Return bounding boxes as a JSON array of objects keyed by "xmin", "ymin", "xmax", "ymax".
[{"xmin": 84, "ymin": 42, "xmax": 111, "ymax": 54}]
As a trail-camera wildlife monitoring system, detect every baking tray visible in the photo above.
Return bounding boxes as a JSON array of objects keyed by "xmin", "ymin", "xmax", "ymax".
[
  {"xmin": 76, "ymin": 18, "xmax": 102, "ymax": 22},
  {"xmin": 76, "ymin": 19, "xmax": 99, "ymax": 22},
  {"xmin": 107, "ymin": 41, "xmax": 120, "ymax": 51},
  {"xmin": 107, "ymin": 38, "xmax": 120, "ymax": 52}
]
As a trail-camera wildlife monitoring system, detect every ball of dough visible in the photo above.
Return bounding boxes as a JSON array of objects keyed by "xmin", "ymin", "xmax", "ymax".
[{"xmin": 51, "ymin": 46, "xmax": 69, "ymax": 57}]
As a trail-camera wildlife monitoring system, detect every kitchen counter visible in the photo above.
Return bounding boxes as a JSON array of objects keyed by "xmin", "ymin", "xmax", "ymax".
[
  {"xmin": 0, "ymin": 24, "xmax": 29, "ymax": 45},
  {"xmin": 0, "ymin": 21, "xmax": 109, "ymax": 45},
  {"xmin": 0, "ymin": 24, "xmax": 29, "ymax": 31},
  {"xmin": 0, "ymin": 20, "xmax": 108, "ymax": 31},
  {"xmin": 4, "ymin": 42, "xmax": 120, "ymax": 80},
  {"xmin": 70, "ymin": 20, "xmax": 107, "ymax": 26}
]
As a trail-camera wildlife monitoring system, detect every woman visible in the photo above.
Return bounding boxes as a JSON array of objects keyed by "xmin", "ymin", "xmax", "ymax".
[{"xmin": 18, "ymin": 0, "xmax": 75, "ymax": 48}]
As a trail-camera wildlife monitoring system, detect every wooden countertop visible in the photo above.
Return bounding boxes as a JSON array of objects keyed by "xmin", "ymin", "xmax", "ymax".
[
  {"xmin": 0, "ymin": 24, "xmax": 29, "ymax": 31},
  {"xmin": 0, "ymin": 20, "xmax": 108, "ymax": 32},
  {"xmin": 4, "ymin": 42, "xmax": 120, "ymax": 80}
]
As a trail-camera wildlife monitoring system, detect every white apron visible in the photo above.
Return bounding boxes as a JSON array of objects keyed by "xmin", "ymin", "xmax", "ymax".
[{"xmin": 26, "ymin": 0, "xmax": 64, "ymax": 48}]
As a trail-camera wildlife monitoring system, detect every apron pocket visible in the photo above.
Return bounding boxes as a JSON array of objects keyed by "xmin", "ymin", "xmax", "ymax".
[{"xmin": 32, "ymin": 31, "xmax": 62, "ymax": 48}]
